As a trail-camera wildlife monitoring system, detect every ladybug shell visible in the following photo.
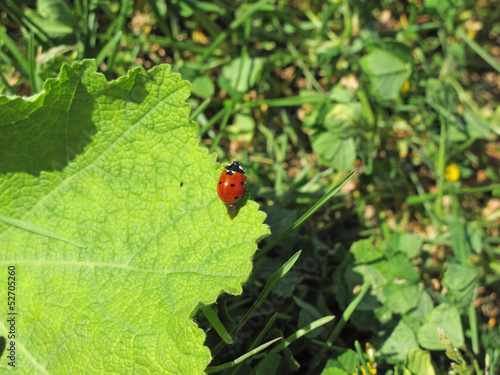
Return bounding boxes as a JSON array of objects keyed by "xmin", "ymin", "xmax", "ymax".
[{"xmin": 217, "ymin": 162, "xmax": 246, "ymax": 205}]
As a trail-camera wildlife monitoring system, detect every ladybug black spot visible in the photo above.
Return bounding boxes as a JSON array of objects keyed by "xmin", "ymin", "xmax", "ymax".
[
  {"xmin": 234, "ymin": 196, "xmax": 239, "ymax": 200},
  {"xmin": 219, "ymin": 181, "xmax": 222, "ymax": 185},
  {"xmin": 240, "ymin": 181, "xmax": 244, "ymax": 185},
  {"xmin": 230, "ymin": 183, "xmax": 235, "ymax": 187}
]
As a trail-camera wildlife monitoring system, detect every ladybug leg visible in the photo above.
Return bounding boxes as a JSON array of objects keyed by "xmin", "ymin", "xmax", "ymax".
[{"xmin": 226, "ymin": 204, "xmax": 237, "ymax": 219}]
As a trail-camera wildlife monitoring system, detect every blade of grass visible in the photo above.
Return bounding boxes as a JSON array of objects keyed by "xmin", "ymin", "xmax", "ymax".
[
  {"xmin": 201, "ymin": 305, "xmax": 233, "ymax": 344},
  {"xmin": 285, "ymin": 41, "xmax": 322, "ymax": 91},
  {"xmin": 436, "ymin": 116, "xmax": 447, "ymax": 219},
  {"xmin": 268, "ymin": 315, "xmax": 335, "ymax": 355},
  {"xmin": 324, "ymin": 279, "xmax": 371, "ymax": 345},
  {"xmin": 247, "ymin": 313, "xmax": 278, "ymax": 352},
  {"xmin": 209, "ymin": 51, "xmax": 246, "ymax": 152},
  {"xmin": 340, "ymin": 0, "xmax": 353, "ymax": 41},
  {"xmin": 95, "ymin": 31, "xmax": 123, "ymax": 68},
  {"xmin": 320, "ymin": 3, "xmax": 341, "ymax": 39},
  {"xmin": 190, "ymin": 98, "xmax": 212, "ymax": 121},
  {"xmin": 199, "ymin": 0, "xmax": 271, "ymax": 63},
  {"xmin": 28, "ymin": 32, "xmax": 39, "ymax": 94},
  {"xmin": 275, "ymin": 133, "xmax": 288, "ymax": 198},
  {"xmin": 354, "ymin": 340, "xmax": 371, "ymax": 375},
  {"xmin": 145, "ymin": 0, "xmax": 173, "ymax": 39},
  {"xmin": 298, "ymin": 167, "xmax": 334, "ymax": 193},
  {"xmin": 205, "ymin": 337, "xmax": 282, "ymax": 374},
  {"xmin": 105, "ymin": 0, "xmax": 130, "ymax": 74},
  {"xmin": 0, "ymin": 71, "xmax": 16, "ymax": 95},
  {"xmin": 458, "ymin": 29, "xmax": 500, "ymax": 73},
  {"xmin": 0, "ymin": 26, "xmax": 29, "ymax": 76},
  {"xmin": 255, "ymin": 170, "xmax": 357, "ymax": 260},
  {"xmin": 208, "ymin": 17, "xmax": 250, "ymax": 152},
  {"xmin": 77, "ymin": 0, "xmax": 90, "ymax": 58},
  {"xmin": 468, "ymin": 300, "xmax": 479, "ymax": 355},
  {"xmin": 234, "ymin": 250, "xmax": 301, "ymax": 334},
  {"xmin": 230, "ymin": 313, "xmax": 278, "ymax": 375},
  {"xmin": 2, "ymin": 0, "xmax": 51, "ymax": 45},
  {"xmin": 199, "ymin": 106, "xmax": 227, "ymax": 135},
  {"xmin": 0, "ymin": 214, "xmax": 87, "ymax": 248},
  {"xmin": 405, "ymin": 185, "xmax": 500, "ymax": 205},
  {"xmin": 308, "ymin": 279, "xmax": 371, "ymax": 374},
  {"xmin": 240, "ymin": 91, "xmax": 345, "ymax": 108},
  {"xmin": 209, "ymin": 100, "xmax": 235, "ymax": 153},
  {"xmin": 271, "ymin": 7, "xmax": 324, "ymax": 91},
  {"xmin": 0, "ymin": 49, "xmax": 16, "ymax": 94},
  {"xmin": 87, "ymin": 5, "xmax": 98, "ymax": 51},
  {"xmin": 450, "ymin": 197, "xmax": 469, "ymax": 264},
  {"xmin": 212, "ymin": 250, "xmax": 302, "ymax": 356},
  {"xmin": 163, "ymin": 4, "xmax": 184, "ymax": 63},
  {"xmin": 405, "ymin": 149, "xmax": 441, "ymax": 228}
]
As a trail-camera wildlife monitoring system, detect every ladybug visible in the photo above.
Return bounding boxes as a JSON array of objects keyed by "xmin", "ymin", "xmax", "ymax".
[{"xmin": 217, "ymin": 161, "xmax": 247, "ymax": 217}]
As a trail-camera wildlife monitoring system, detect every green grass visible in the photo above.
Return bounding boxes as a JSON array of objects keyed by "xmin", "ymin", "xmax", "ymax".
[{"xmin": 1, "ymin": 0, "xmax": 499, "ymax": 374}]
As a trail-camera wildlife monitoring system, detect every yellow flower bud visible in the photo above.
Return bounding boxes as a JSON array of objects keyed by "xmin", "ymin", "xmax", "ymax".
[
  {"xmin": 445, "ymin": 163, "xmax": 460, "ymax": 182},
  {"xmin": 401, "ymin": 80, "xmax": 410, "ymax": 94}
]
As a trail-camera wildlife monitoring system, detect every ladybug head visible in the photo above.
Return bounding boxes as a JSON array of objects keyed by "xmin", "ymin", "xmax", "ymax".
[{"xmin": 225, "ymin": 161, "xmax": 245, "ymax": 175}]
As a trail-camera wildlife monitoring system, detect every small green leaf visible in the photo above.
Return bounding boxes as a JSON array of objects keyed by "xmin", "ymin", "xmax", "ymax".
[
  {"xmin": 385, "ymin": 253, "xmax": 419, "ymax": 283},
  {"xmin": 418, "ymin": 304, "xmax": 464, "ymax": 350},
  {"xmin": 447, "ymin": 212, "xmax": 470, "ymax": 264},
  {"xmin": 379, "ymin": 320, "xmax": 419, "ymax": 362},
  {"xmin": 406, "ymin": 289, "xmax": 434, "ymax": 324},
  {"xmin": 385, "ymin": 233, "xmax": 423, "ymax": 259},
  {"xmin": 218, "ymin": 56, "xmax": 264, "ymax": 94},
  {"xmin": 350, "ymin": 239, "xmax": 383, "ymax": 263},
  {"xmin": 464, "ymin": 110, "xmax": 491, "ymax": 139},
  {"xmin": 442, "ymin": 264, "xmax": 480, "ymax": 291},
  {"xmin": 321, "ymin": 359, "xmax": 351, "ymax": 375},
  {"xmin": 25, "ymin": 0, "xmax": 76, "ymax": 39},
  {"xmin": 336, "ymin": 349, "xmax": 359, "ymax": 373},
  {"xmin": 405, "ymin": 348, "xmax": 436, "ymax": 375},
  {"xmin": 360, "ymin": 49, "xmax": 410, "ymax": 102},
  {"xmin": 385, "ymin": 283, "xmax": 420, "ymax": 314},
  {"xmin": 226, "ymin": 113, "xmax": 256, "ymax": 143},
  {"xmin": 441, "ymin": 264, "xmax": 480, "ymax": 306},
  {"xmin": 192, "ymin": 76, "xmax": 215, "ymax": 98},
  {"xmin": 311, "ymin": 132, "xmax": 356, "ymax": 171},
  {"xmin": 324, "ymin": 103, "xmax": 362, "ymax": 132}
]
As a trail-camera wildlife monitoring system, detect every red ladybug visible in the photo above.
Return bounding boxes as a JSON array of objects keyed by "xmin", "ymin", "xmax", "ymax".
[{"xmin": 217, "ymin": 161, "xmax": 247, "ymax": 217}]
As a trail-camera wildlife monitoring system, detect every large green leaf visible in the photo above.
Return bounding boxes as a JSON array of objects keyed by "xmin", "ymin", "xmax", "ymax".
[{"xmin": 0, "ymin": 60, "xmax": 269, "ymax": 373}]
